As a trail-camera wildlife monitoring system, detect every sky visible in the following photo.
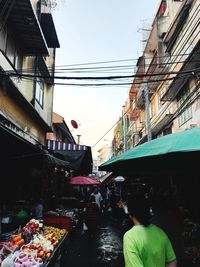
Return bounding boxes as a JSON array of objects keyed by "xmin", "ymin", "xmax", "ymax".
[{"xmin": 52, "ymin": 0, "xmax": 159, "ymax": 159}]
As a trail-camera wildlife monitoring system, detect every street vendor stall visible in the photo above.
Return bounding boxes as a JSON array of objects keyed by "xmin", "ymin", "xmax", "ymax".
[
  {"xmin": 0, "ymin": 218, "xmax": 69, "ymax": 267},
  {"xmin": 99, "ymin": 128, "xmax": 200, "ymax": 267}
]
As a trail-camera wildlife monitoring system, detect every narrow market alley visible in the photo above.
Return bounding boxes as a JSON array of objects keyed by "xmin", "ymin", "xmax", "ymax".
[{"xmin": 61, "ymin": 212, "xmax": 125, "ymax": 267}]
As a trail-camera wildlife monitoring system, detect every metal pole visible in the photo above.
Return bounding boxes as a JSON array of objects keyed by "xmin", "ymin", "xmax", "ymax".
[
  {"xmin": 123, "ymin": 117, "xmax": 126, "ymax": 152},
  {"xmin": 122, "ymin": 105, "xmax": 126, "ymax": 152},
  {"xmin": 144, "ymin": 86, "xmax": 152, "ymax": 141},
  {"xmin": 77, "ymin": 134, "xmax": 81, "ymax": 144}
]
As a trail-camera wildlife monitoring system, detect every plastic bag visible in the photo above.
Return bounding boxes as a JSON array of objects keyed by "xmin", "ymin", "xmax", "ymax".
[{"xmin": 83, "ymin": 222, "xmax": 88, "ymax": 231}]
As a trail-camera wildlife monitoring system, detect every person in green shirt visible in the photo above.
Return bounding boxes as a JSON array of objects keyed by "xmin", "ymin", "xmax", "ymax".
[{"xmin": 123, "ymin": 195, "xmax": 177, "ymax": 267}]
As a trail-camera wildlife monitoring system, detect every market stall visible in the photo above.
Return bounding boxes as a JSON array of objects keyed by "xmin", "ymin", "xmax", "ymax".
[
  {"xmin": 0, "ymin": 218, "xmax": 69, "ymax": 267},
  {"xmin": 99, "ymin": 128, "xmax": 200, "ymax": 267}
]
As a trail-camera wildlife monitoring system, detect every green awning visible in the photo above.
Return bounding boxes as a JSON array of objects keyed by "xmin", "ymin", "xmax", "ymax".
[{"xmin": 99, "ymin": 128, "xmax": 200, "ymax": 175}]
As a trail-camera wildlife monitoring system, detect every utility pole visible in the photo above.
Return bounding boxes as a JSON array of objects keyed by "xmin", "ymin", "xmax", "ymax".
[
  {"xmin": 77, "ymin": 134, "xmax": 81, "ymax": 144},
  {"xmin": 144, "ymin": 86, "xmax": 152, "ymax": 141},
  {"xmin": 122, "ymin": 105, "xmax": 126, "ymax": 152}
]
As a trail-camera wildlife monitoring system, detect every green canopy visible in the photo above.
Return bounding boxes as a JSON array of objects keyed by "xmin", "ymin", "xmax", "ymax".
[{"xmin": 99, "ymin": 128, "xmax": 200, "ymax": 175}]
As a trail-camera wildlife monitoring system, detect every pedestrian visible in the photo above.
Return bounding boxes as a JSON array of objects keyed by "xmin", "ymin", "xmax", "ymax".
[
  {"xmin": 110, "ymin": 188, "xmax": 118, "ymax": 219},
  {"xmin": 90, "ymin": 187, "xmax": 103, "ymax": 211},
  {"xmin": 104, "ymin": 185, "xmax": 112, "ymax": 211},
  {"xmin": 34, "ymin": 198, "xmax": 44, "ymax": 220},
  {"xmin": 123, "ymin": 195, "xmax": 177, "ymax": 267},
  {"xmin": 84, "ymin": 195, "xmax": 99, "ymax": 239}
]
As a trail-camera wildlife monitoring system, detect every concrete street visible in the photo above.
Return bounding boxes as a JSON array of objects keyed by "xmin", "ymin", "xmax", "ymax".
[{"xmin": 61, "ymin": 211, "xmax": 125, "ymax": 267}]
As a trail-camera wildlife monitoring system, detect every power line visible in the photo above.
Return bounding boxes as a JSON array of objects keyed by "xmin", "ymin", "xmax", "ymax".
[
  {"xmin": 90, "ymin": 8, "xmax": 200, "ymax": 149},
  {"xmin": 20, "ymin": 72, "xmax": 191, "ymax": 87},
  {"xmin": 91, "ymin": 105, "xmax": 132, "ymax": 149},
  {"xmin": 5, "ymin": 65, "xmax": 200, "ymax": 81},
  {"xmin": 8, "ymin": 52, "xmax": 200, "ymax": 75}
]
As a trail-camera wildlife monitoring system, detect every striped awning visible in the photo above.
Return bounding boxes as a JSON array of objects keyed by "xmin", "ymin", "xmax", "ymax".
[
  {"xmin": 47, "ymin": 140, "xmax": 88, "ymax": 151},
  {"xmin": 46, "ymin": 140, "xmax": 93, "ymax": 175}
]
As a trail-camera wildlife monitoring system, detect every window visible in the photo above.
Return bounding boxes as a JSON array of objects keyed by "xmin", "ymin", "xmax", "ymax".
[
  {"xmin": 177, "ymin": 84, "xmax": 192, "ymax": 126},
  {"xmin": 163, "ymin": 126, "xmax": 172, "ymax": 136},
  {"xmin": 150, "ymin": 101, "xmax": 155, "ymax": 118},
  {"xmin": 158, "ymin": 0, "xmax": 167, "ymax": 16},
  {"xmin": 0, "ymin": 27, "xmax": 6, "ymax": 51},
  {"xmin": 125, "ymin": 115, "xmax": 130, "ymax": 132},
  {"xmin": 158, "ymin": 88, "xmax": 165, "ymax": 108},
  {"xmin": 1, "ymin": 27, "xmax": 23, "ymax": 72},
  {"xmin": 5, "ymin": 34, "xmax": 15, "ymax": 65},
  {"xmin": 15, "ymin": 47, "xmax": 23, "ymax": 73},
  {"xmin": 35, "ymin": 77, "xmax": 44, "ymax": 107}
]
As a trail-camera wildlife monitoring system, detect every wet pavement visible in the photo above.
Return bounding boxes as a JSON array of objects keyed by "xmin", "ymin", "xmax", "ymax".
[{"xmin": 61, "ymin": 211, "xmax": 125, "ymax": 267}]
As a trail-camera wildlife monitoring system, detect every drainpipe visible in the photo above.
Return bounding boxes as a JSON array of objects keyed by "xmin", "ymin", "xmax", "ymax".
[{"xmin": 144, "ymin": 86, "xmax": 152, "ymax": 141}]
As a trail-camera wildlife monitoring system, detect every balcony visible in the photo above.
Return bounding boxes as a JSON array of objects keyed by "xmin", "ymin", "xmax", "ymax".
[
  {"xmin": 151, "ymin": 114, "xmax": 173, "ymax": 136},
  {"xmin": 161, "ymin": 40, "xmax": 200, "ymax": 101},
  {"xmin": 136, "ymin": 88, "xmax": 145, "ymax": 108},
  {"xmin": 0, "ymin": 0, "xmax": 49, "ymax": 55}
]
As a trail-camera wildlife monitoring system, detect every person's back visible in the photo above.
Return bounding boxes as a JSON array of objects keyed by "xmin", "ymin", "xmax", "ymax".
[
  {"xmin": 123, "ymin": 195, "xmax": 177, "ymax": 267},
  {"xmin": 124, "ymin": 224, "xmax": 176, "ymax": 267},
  {"xmin": 85, "ymin": 195, "xmax": 99, "ymax": 239},
  {"xmin": 15, "ymin": 208, "xmax": 29, "ymax": 226},
  {"xmin": 34, "ymin": 199, "xmax": 44, "ymax": 219},
  {"xmin": 90, "ymin": 187, "xmax": 103, "ymax": 210}
]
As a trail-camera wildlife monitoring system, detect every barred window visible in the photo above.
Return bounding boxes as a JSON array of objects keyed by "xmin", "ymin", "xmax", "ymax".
[{"xmin": 177, "ymin": 84, "xmax": 192, "ymax": 126}]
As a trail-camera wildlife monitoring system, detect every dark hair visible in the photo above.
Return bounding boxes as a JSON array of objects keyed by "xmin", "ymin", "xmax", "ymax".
[{"xmin": 127, "ymin": 195, "xmax": 150, "ymax": 226}]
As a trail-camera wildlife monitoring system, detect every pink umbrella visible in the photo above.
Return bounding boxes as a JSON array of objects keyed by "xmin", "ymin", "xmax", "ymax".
[{"xmin": 68, "ymin": 176, "xmax": 100, "ymax": 185}]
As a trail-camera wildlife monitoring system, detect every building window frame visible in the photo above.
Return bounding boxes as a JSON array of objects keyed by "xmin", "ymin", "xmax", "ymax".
[
  {"xmin": 1, "ymin": 28, "xmax": 23, "ymax": 73},
  {"xmin": 35, "ymin": 76, "xmax": 44, "ymax": 108},
  {"xmin": 177, "ymin": 83, "xmax": 192, "ymax": 126}
]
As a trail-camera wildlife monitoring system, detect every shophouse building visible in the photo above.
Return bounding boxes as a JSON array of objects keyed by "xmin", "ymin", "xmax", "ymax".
[
  {"xmin": 112, "ymin": 0, "xmax": 200, "ymax": 153},
  {"xmin": 0, "ymin": 0, "xmax": 60, "ymax": 201}
]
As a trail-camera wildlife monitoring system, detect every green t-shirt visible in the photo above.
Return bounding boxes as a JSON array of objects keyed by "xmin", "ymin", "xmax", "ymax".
[{"xmin": 123, "ymin": 224, "xmax": 176, "ymax": 267}]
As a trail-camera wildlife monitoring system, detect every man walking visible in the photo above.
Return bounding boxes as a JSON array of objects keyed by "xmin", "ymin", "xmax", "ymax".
[{"xmin": 123, "ymin": 195, "xmax": 177, "ymax": 267}]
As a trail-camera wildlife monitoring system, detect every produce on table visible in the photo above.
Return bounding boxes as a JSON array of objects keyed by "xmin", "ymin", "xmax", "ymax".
[{"xmin": 0, "ymin": 219, "xmax": 68, "ymax": 267}]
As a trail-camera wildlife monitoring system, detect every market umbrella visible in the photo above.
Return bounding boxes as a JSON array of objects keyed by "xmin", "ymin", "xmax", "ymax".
[
  {"xmin": 68, "ymin": 176, "xmax": 100, "ymax": 185},
  {"xmin": 99, "ymin": 128, "xmax": 200, "ymax": 176}
]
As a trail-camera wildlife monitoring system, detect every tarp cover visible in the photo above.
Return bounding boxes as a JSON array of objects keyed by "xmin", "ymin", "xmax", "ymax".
[
  {"xmin": 53, "ymin": 148, "xmax": 93, "ymax": 175},
  {"xmin": 99, "ymin": 128, "xmax": 200, "ymax": 175}
]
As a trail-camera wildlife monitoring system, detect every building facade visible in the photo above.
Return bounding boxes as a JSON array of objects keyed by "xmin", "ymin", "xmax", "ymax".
[
  {"xmin": 112, "ymin": 0, "xmax": 200, "ymax": 156},
  {"xmin": 0, "ymin": 0, "xmax": 60, "ymax": 200}
]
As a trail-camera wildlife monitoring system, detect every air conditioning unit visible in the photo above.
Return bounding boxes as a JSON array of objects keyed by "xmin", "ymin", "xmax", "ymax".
[{"xmin": 190, "ymin": 124, "xmax": 197, "ymax": 129}]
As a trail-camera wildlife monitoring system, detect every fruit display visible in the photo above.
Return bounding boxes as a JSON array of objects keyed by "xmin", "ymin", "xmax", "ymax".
[
  {"xmin": 43, "ymin": 226, "xmax": 66, "ymax": 241},
  {"xmin": 23, "ymin": 219, "xmax": 41, "ymax": 235},
  {"xmin": 0, "ymin": 219, "xmax": 68, "ymax": 267},
  {"xmin": 21, "ymin": 238, "xmax": 53, "ymax": 260},
  {"xmin": 11, "ymin": 235, "xmax": 25, "ymax": 247},
  {"xmin": 13, "ymin": 251, "xmax": 43, "ymax": 267}
]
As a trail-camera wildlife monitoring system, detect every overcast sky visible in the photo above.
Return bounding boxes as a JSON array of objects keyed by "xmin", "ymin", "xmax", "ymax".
[{"xmin": 52, "ymin": 0, "xmax": 159, "ymax": 159}]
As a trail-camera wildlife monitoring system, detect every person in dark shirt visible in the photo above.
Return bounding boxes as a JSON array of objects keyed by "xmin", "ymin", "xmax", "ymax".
[
  {"xmin": 84, "ymin": 195, "xmax": 99, "ymax": 239},
  {"xmin": 34, "ymin": 198, "xmax": 44, "ymax": 219}
]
